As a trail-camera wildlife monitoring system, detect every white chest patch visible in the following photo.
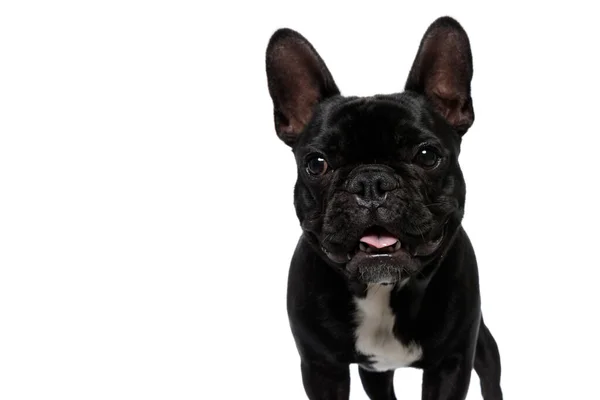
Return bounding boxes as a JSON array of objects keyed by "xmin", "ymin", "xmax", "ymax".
[{"xmin": 353, "ymin": 284, "xmax": 422, "ymax": 371}]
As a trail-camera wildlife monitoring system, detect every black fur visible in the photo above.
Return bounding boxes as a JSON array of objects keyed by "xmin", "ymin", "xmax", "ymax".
[{"xmin": 266, "ymin": 16, "xmax": 502, "ymax": 400}]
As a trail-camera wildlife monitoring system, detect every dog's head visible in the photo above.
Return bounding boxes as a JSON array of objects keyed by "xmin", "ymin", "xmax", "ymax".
[{"xmin": 265, "ymin": 17, "xmax": 474, "ymax": 285}]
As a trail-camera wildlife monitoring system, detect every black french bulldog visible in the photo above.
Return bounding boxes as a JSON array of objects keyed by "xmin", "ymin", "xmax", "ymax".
[{"xmin": 265, "ymin": 17, "xmax": 503, "ymax": 400}]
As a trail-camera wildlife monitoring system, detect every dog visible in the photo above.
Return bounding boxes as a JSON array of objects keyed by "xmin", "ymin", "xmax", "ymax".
[{"xmin": 265, "ymin": 16, "xmax": 503, "ymax": 400}]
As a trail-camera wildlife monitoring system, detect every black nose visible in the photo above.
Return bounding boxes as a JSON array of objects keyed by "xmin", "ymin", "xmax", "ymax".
[{"xmin": 347, "ymin": 167, "xmax": 397, "ymax": 208}]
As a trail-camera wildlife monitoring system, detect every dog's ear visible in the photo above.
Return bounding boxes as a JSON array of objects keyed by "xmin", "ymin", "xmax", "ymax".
[
  {"xmin": 405, "ymin": 17, "xmax": 474, "ymax": 135},
  {"xmin": 266, "ymin": 29, "xmax": 340, "ymax": 146}
]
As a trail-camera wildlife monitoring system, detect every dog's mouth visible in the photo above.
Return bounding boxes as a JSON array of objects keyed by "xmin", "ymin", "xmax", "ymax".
[
  {"xmin": 356, "ymin": 226, "xmax": 444, "ymax": 258},
  {"xmin": 322, "ymin": 225, "xmax": 446, "ymax": 265},
  {"xmin": 358, "ymin": 227, "xmax": 402, "ymax": 254}
]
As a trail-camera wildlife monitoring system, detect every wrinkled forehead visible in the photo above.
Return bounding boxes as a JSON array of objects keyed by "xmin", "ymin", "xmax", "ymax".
[{"xmin": 300, "ymin": 93, "xmax": 452, "ymax": 163}]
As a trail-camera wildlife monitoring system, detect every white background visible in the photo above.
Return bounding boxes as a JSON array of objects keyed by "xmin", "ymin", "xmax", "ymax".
[{"xmin": 1, "ymin": 1, "xmax": 599, "ymax": 399}]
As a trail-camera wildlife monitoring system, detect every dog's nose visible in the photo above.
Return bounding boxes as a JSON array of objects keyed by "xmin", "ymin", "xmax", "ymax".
[{"xmin": 347, "ymin": 167, "xmax": 397, "ymax": 208}]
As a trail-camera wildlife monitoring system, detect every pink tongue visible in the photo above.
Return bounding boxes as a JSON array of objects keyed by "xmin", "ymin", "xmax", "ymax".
[{"xmin": 360, "ymin": 232, "xmax": 399, "ymax": 249}]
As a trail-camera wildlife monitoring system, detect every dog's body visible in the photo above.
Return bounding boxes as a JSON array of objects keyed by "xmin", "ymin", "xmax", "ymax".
[{"xmin": 266, "ymin": 17, "xmax": 503, "ymax": 400}]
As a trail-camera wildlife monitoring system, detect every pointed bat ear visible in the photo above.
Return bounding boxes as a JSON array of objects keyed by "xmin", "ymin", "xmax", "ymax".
[
  {"xmin": 405, "ymin": 17, "xmax": 474, "ymax": 135},
  {"xmin": 266, "ymin": 28, "xmax": 340, "ymax": 146}
]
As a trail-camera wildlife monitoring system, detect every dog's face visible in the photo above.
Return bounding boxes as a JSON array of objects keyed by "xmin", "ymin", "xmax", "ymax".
[{"xmin": 266, "ymin": 17, "xmax": 475, "ymax": 284}]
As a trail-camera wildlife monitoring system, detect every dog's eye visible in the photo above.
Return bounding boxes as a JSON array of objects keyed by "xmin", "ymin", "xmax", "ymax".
[
  {"xmin": 414, "ymin": 147, "xmax": 440, "ymax": 168},
  {"xmin": 306, "ymin": 156, "xmax": 328, "ymax": 176}
]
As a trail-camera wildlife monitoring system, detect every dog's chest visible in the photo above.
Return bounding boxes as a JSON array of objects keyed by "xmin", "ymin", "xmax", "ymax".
[{"xmin": 353, "ymin": 284, "xmax": 422, "ymax": 371}]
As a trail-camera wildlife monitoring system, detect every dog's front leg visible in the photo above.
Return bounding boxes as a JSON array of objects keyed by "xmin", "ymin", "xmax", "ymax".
[
  {"xmin": 421, "ymin": 353, "xmax": 474, "ymax": 400},
  {"xmin": 301, "ymin": 360, "xmax": 350, "ymax": 400}
]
